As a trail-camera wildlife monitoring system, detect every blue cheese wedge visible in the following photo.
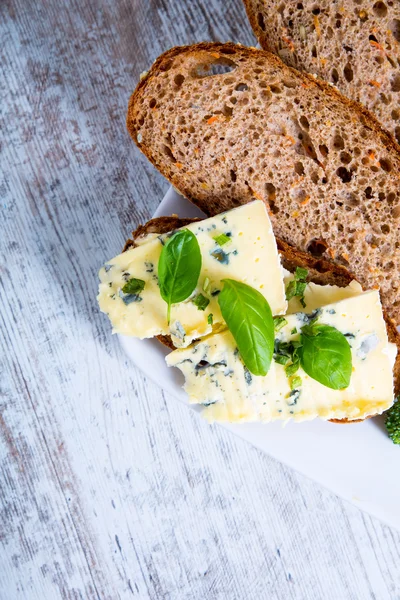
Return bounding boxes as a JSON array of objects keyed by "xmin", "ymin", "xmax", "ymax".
[
  {"xmin": 166, "ymin": 291, "xmax": 396, "ymax": 422},
  {"xmin": 98, "ymin": 201, "xmax": 287, "ymax": 347}
]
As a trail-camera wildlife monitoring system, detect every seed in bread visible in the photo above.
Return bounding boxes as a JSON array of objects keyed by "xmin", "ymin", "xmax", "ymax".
[{"xmin": 127, "ymin": 42, "xmax": 400, "ymax": 324}]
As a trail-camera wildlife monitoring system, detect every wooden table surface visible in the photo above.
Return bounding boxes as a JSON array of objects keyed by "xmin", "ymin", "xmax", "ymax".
[{"xmin": 1, "ymin": 1, "xmax": 400, "ymax": 598}]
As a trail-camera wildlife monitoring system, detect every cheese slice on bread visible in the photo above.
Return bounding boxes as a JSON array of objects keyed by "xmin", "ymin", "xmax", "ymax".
[
  {"xmin": 167, "ymin": 291, "xmax": 396, "ymax": 423},
  {"xmin": 98, "ymin": 206, "xmax": 400, "ymax": 425},
  {"xmin": 98, "ymin": 202, "xmax": 286, "ymax": 347}
]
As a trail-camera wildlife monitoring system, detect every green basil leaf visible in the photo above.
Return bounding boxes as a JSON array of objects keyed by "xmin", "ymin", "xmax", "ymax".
[
  {"xmin": 218, "ymin": 279, "xmax": 274, "ymax": 376},
  {"xmin": 207, "ymin": 313, "xmax": 213, "ymax": 325},
  {"xmin": 213, "ymin": 233, "xmax": 231, "ymax": 246},
  {"xmin": 193, "ymin": 293, "xmax": 210, "ymax": 311},
  {"xmin": 122, "ymin": 278, "xmax": 145, "ymax": 295},
  {"xmin": 299, "ymin": 323, "xmax": 352, "ymax": 390},
  {"xmin": 158, "ymin": 229, "xmax": 202, "ymax": 323}
]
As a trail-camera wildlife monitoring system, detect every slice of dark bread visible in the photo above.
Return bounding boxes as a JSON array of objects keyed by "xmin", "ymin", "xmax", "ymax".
[
  {"xmin": 242, "ymin": 0, "xmax": 400, "ymax": 144},
  {"xmin": 127, "ymin": 42, "xmax": 400, "ymax": 325},
  {"xmin": 123, "ymin": 215, "xmax": 400, "ymax": 400}
]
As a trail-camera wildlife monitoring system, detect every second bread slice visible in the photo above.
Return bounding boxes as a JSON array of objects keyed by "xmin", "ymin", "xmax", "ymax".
[{"xmin": 127, "ymin": 42, "xmax": 400, "ymax": 325}]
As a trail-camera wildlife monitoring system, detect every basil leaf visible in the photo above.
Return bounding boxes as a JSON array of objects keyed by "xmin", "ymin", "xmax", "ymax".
[
  {"xmin": 158, "ymin": 229, "xmax": 202, "ymax": 323},
  {"xmin": 299, "ymin": 323, "xmax": 352, "ymax": 390},
  {"xmin": 193, "ymin": 293, "xmax": 210, "ymax": 311},
  {"xmin": 122, "ymin": 278, "xmax": 145, "ymax": 295},
  {"xmin": 218, "ymin": 279, "xmax": 274, "ymax": 376},
  {"xmin": 207, "ymin": 313, "xmax": 213, "ymax": 325},
  {"xmin": 213, "ymin": 233, "xmax": 231, "ymax": 246}
]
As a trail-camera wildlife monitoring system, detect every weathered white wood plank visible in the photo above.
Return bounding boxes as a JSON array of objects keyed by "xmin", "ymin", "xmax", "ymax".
[{"xmin": 1, "ymin": 0, "xmax": 400, "ymax": 599}]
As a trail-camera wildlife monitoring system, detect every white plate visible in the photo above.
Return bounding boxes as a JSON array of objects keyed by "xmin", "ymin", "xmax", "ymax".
[{"xmin": 120, "ymin": 187, "xmax": 400, "ymax": 531}]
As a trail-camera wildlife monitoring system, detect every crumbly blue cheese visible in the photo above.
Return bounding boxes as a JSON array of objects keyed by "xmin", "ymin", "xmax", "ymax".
[
  {"xmin": 166, "ymin": 291, "xmax": 396, "ymax": 422},
  {"xmin": 98, "ymin": 201, "xmax": 287, "ymax": 347}
]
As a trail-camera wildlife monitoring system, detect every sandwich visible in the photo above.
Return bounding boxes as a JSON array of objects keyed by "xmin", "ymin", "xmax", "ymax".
[
  {"xmin": 242, "ymin": 0, "xmax": 400, "ymax": 144},
  {"xmin": 98, "ymin": 201, "xmax": 400, "ymax": 424},
  {"xmin": 98, "ymin": 42, "xmax": 400, "ymax": 435}
]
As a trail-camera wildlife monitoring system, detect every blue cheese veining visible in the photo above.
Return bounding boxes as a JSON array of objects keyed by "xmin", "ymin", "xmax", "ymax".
[
  {"xmin": 98, "ymin": 201, "xmax": 287, "ymax": 347},
  {"xmin": 166, "ymin": 291, "xmax": 396, "ymax": 422}
]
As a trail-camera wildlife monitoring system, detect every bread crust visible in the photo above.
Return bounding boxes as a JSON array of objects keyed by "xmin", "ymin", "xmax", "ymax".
[{"xmin": 127, "ymin": 42, "xmax": 400, "ymax": 168}]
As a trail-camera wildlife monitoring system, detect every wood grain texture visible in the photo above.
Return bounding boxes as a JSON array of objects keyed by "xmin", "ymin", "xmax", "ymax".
[{"xmin": 0, "ymin": 0, "xmax": 400, "ymax": 599}]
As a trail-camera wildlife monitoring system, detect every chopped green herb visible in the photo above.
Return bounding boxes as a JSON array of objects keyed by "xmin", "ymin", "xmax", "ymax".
[
  {"xmin": 294, "ymin": 266, "xmax": 308, "ymax": 280},
  {"xmin": 203, "ymin": 277, "xmax": 211, "ymax": 294},
  {"xmin": 193, "ymin": 293, "xmax": 210, "ymax": 311},
  {"xmin": 291, "ymin": 327, "xmax": 297, "ymax": 335},
  {"xmin": 290, "ymin": 375, "xmax": 302, "ymax": 390},
  {"xmin": 274, "ymin": 354, "xmax": 290, "ymax": 365},
  {"xmin": 274, "ymin": 316, "xmax": 288, "ymax": 331},
  {"xmin": 122, "ymin": 278, "xmax": 146, "ymax": 295},
  {"xmin": 296, "ymin": 281, "xmax": 307, "ymax": 295},
  {"xmin": 274, "ymin": 338, "xmax": 302, "ymax": 381},
  {"xmin": 285, "ymin": 268, "xmax": 308, "ymax": 307},
  {"xmin": 207, "ymin": 313, "xmax": 213, "ymax": 325},
  {"xmin": 213, "ymin": 233, "xmax": 231, "ymax": 246},
  {"xmin": 285, "ymin": 280, "xmax": 297, "ymax": 301},
  {"xmin": 285, "ymin": 360, "xmax": 300, "ymax": 378}
]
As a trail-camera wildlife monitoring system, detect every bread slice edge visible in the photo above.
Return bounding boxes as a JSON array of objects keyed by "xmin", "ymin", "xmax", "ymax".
[{"xmin": 127, "ymin": 42, "xmax": 400, "ymax": 180}]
